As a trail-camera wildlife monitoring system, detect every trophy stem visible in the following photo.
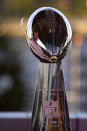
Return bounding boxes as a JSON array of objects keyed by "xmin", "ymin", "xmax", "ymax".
[{"xmin": 30, "ymin": 62, "xmax": 71, "ymax": 131}]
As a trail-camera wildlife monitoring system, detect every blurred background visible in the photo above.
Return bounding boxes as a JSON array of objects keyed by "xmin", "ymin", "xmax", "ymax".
[{"xmin": 0, "ymin": 0, "xmax": 87, "ymax": 130}]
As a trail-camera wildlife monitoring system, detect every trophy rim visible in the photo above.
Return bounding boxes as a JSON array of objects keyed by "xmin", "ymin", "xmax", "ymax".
[{"xmin": 26, "ymin": 7, "xmax": 72, "ymax": 63}]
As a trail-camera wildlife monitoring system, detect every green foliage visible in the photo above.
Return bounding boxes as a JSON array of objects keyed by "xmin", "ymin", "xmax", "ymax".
[
  {"xmin": 0, "ymin": 0, "xmax": 87, "ymax": 17},
  {"xmin": 0, "ymin": 36, "xmax": 24, "ymax": 111}
]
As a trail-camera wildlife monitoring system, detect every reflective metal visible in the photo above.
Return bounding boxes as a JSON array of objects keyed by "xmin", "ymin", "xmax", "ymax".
[
  {"xmin": 26, "ymin": 7, "xmax": 72, "ymax": 63},
  {"xmin": 26, "ymin": 7, "xmax": 72, "ymax": 131},
  {"xmin": 31, "ymin": 63, "xmax": 71, "ymax": 131}
]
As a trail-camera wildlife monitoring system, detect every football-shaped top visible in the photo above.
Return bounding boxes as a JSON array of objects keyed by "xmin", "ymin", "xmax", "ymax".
[{"xmin": 26, "ymin": 7, "xmax": 72, "ymax": 63}]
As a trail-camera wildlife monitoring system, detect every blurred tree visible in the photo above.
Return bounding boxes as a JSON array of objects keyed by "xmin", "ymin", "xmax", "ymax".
[
  {"xmin": 0, "ymin": 36, "xmax": 25, "ymax": 111},
  {"xmin": 0, "ymin": 0, "xmax": 34, "ymax": 17},
  {"xmin": 0, "ymin": 0, "xmax": 87, "ymax": 17}
]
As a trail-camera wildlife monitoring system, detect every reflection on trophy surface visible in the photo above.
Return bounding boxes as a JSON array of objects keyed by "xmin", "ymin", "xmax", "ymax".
[{"xmin": 26, "ymin": 7, "xmax": 72, "ymax": 131}]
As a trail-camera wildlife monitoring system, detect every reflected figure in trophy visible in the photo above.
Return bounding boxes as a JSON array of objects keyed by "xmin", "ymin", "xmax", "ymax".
[{"xmin": 26, "ymin": 7, "xmax": 72, "ymax": 131}]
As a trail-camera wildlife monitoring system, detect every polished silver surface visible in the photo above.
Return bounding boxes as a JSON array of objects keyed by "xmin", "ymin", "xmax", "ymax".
[
  {"xmin": 31, "ymin": 62, "xmax": 71, "ymax": 131},
  {"xmin": 26, "ymin": 7, "xmax": 72, "ymax": 63},
  {"xmin": 26, "ymin": 7, "xmax": 72, "ymax": 131}
]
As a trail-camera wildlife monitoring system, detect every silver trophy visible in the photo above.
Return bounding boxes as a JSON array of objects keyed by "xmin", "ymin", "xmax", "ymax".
[{"xmin": 26, "ymin": 7, "xmax": 72, "ymax": 131}]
